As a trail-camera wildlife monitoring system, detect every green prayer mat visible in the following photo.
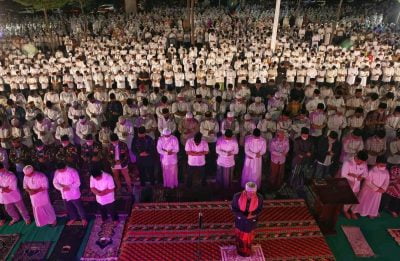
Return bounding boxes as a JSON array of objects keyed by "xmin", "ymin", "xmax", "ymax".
[
  {"xmin": 326, "ymin": 212, "xmax": 400, "ymax": 261},
  {"xmin": 48, "ymin": 223, "xmax": 88, "ymax": 261},
  {"xmin": 0, "ymin": 218, "xmax": 93, "ymax": 261}
]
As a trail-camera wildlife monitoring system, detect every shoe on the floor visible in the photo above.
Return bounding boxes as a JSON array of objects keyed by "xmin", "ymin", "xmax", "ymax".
[
  {"xmin": 81, "ymin": 219, "xmax": 88, "ymax": 227},
  {"xmin": 25, "ymin": 220, "xmax": 31, "ymax": 225},
  {"xmin": 0, "ymin": 220, "xmax": 6, "ymax": 226}
]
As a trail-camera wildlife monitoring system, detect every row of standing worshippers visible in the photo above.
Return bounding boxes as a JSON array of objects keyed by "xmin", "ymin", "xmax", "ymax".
[
  {"xmin": 2, "ymin": 103, "xmax": 400, "ymax": 195},
  {"xmin": 341, "ymin": 150, "xmax": 400, "ymax": 220},
  {"xmin": 0, "ymin": 162, "xmax": 120, "ymax": 227}
]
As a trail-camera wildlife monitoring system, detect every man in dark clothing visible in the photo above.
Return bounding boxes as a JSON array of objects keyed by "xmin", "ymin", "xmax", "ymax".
[
  {"xmin": 32, "ymin": 140, "xmax": 55, "ymax": 187},
  {"xmin": 107, "ymin": 133, "xmax": 132, "ymax": 193},
  {"xmin": 291, "ymin": 127, "xmax": 314, "ymax": 198},
  {"xmin": 231, "ymin": 182, "xmax": 263, "ymax": 257},
  {"xmin": 250, "ymin": 79, "xmax": 266, "ymax": 100},
  {"xmin": 265, "ymin": 79, "xmax": 277, "ymax": 105},
  {"xmin": 81, "ymin": 134, "xmax": 103, "ymax": 187},
  {"xmin": 314, "ymin": 131, "xmax": 341, "ymax": 179},
  {"xmin": 6, "ymin": 99, "xmax": 26, "ymax": 124},
  {"xmin": 132, "ymin": 126, "xmax": 156, "ymax": 186},
  {"xmin": 364, "ymin": 102, "xmax": 387, "ymax": 138},
  {"xmin": 9, "ymin": 138, "xmax": 31, "ymax": 186},
  {"xmin": 290, "ymin": 82, "xmax": 305, "ymax": 103},
  {"xmin": 106, "ymin": 93, "xmax": 123, "ymax": 130},
  {"xmin": 55, "ymin": 135, "xmax": 80, "ymax": 169}
]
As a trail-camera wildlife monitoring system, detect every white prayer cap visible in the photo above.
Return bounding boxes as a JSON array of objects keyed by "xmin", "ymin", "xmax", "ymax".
[
  {"xmin": 57, "ymin": 118, "xmax": 65, "ymax": 125},
  {"xmin": 118, "ymin": 116, "xmax": 127, "ymax": 122},
  {"xmin": 244, "ymin": 114, "xmax": 252, "ymax": 120},
  {"xmin": 227, "ymin": 112, "xmax": 235, "ymax": 118},
  {"xmin": 255, "ymin": 97, "xmax": 262, "ymax": 103},
  {"xmin": 162, "ymin": 128, "xmax": 172, "ymax": 136},
  {"xmin": 23, "ymin": 165, "xmax": 34, "ymax": 175},
  {"xmin": 245, "ymin": 182, "xmax": 257, "ymax": 192},
  {"xmin": 235, "ymin": 94, "xmax": 243, "ymax": 99},
  {"xmin": 177, "ymin": 93, "xmax": 184, "ymax": 98},
  {"xmin": 265, "ymin": 112, "xmax": 272, "ymax": 119},
  {"xmin": 185, "ymin": 112, "xmax": 193, "ymax": 119}
]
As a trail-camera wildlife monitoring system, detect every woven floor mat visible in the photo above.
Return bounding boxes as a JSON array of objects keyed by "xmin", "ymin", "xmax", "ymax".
[
  {"xmin": 388, "ymin": 228, "xmax": 400, "ymax": 245},
  {"xmin": 120, "ymin": 200, "xmax": 334, "ymax": 261},
  {"xmin": 342, "ymin": 226, "xmax": 375, "ymax": 257}
]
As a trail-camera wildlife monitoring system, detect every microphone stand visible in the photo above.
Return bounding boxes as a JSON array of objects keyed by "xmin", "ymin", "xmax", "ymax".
[{"xmin": 196, "ymin": 211, "xmax": 203, "ymax": 261}]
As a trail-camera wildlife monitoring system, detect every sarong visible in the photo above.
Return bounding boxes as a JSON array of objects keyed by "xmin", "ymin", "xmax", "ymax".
[{"xmin": 235, "ymin": 228, "xmax": 255, "ymax": 257}]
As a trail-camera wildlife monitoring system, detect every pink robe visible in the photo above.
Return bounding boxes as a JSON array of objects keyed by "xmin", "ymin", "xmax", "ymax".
[
  {"xmin": 241, "ymin": 136, "xmax": 267, "ymax": 188},
  {"xmin": 352, "ymin": 167, "xmax": 389, "ymax": 217},
  {"xmin": 23, "ymin": 172, "xmax": 56, "ymax": 227}
]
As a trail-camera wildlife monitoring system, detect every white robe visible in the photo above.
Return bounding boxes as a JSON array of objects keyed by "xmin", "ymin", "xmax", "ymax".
[
  {"xmin": 23, "ymin": 172, "xmax": 56, "ymax": 227},
  {"xmin": 157, "ymin": 135, "xmax": 179, "ymax": 188},
  {"xmin": 241, "ymin": 136, "xmax": 267, "ymax": 188},
  {"xmin": 353, "ymin": 167, "xmax": 389, "ymax": 217}
]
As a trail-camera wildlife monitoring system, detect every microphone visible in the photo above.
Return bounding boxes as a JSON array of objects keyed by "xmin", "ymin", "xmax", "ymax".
[{"xmin": 198, "ymin": 212, "xmax": 203, "ymax": 229}]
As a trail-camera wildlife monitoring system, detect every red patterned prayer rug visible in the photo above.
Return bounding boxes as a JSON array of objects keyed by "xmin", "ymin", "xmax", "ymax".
[
  {"xmin": 119, "ymin": 200, "xmax": 334, "ymax": 261},
  {"xmin": 388, "ymin": 228, "xmax": 400, "ymax": 246}
]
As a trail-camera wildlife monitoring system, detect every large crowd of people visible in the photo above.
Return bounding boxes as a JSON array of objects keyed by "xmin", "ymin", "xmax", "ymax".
[{"xmin": 0, "ymin": 3, "xmax": 400, "ymax": 229}]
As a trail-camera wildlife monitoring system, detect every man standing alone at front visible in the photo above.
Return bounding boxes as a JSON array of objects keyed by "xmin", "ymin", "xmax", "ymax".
[{"xmin": 231, "ymin": 182, "xmax": 263, "ymax": 257}]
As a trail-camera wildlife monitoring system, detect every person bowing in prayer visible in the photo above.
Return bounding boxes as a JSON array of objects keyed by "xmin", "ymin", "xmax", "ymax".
[
  {"xmin": 23, "ymin": 165, "xmax": 56, "ymax": 227},
  {"xmin": 231, "ymin": 182, "xmax": 263, "ymax": 257}
]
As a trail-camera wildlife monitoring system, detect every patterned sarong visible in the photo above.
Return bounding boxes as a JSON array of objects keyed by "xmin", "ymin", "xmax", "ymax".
[{"xmin": 235, "ymin": 228, "xmax": 255, "ymax": 257}]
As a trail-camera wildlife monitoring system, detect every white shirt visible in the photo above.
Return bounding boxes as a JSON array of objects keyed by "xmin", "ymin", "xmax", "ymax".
[
  {"xmin": 53, "ymin": 167, "xmax": 81, "ymax": 201},
  {"xmin": 341, "ymin": 158, "xmax": 368, "ymax": 193},
  {"xmin": 185, "ymin": 138, "xmax": 209, "ymax": 166},
  {"xmin": 90, "ymin": 173, "xmax": 115, "ymax": 205},
  {"xmin": 216, "ymin": 137, "xmax": 239, "ymax": 168},
  {"xmin": 0, "ymin": 169, "xmax": 21, "ymax": 204}
]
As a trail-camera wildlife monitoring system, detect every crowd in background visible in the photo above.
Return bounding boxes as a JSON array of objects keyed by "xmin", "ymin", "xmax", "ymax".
[{"xmin": 0, "ymin": 3, "xmax": 400, "ymax": 227}]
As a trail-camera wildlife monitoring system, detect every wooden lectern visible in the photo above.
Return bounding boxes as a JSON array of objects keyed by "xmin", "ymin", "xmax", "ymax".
[{"xmin": 312, "ymin": 178, "xmax": 358, "ymax": 235}]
